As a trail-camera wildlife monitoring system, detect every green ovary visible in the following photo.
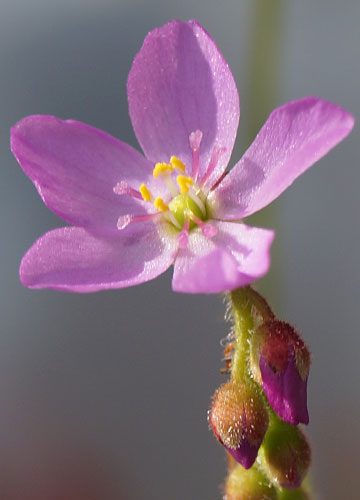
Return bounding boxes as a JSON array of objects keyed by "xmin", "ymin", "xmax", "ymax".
[{"xmin": 169, "ymin": 194, "xmax": 206, "ymax": 230}]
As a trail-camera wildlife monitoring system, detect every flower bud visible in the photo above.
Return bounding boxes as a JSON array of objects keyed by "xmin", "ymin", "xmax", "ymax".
[
  {"xmin": 225, "ymin": 463, "xmax": 277, "ymax": 500},
  {"xmin": 250, "ymin": 320, "xmax": 310, "ymax": 425},
  {"xmin": 209, "ymin": 380, "xmax": 269, "ymax": 469},
  {"xmin": 259, "ymin": 418, "xmax": 311, "ymax": 490}
]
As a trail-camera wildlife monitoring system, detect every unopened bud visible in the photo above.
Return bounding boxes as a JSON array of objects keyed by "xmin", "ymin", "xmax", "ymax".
[
  {"xmin": 209, "ymin": 380, "xmax": 269, "ymax": 469},
  {"xmin": 225, "ymin": 463, "xmax": 277, "ymax": 500},
  {"xmin": 250, "ymin": 320, "xmax": 310, "ymax": 425},
  {"xmin": 259, "ymin": 418, "xmax": 311, "ymax": 490}
]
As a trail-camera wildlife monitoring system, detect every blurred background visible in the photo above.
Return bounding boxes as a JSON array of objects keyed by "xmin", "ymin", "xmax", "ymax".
[{"xmin": 0, "ymin": 0, "xmax": 359, "ymax": 498}]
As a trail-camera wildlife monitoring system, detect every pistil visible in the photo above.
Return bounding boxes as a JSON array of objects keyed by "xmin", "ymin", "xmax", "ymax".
[
  {"xmin": 177, "ymin": 218, "xmax": 190, "ymax": 248},
  {"xmin": 200, "ymin": 145, "xmax": 226, "ymax": 189},
  {"xmin": 117, "ymin": 212, "xmax": 161, "ymax": 230},
  {"xmin": 190, "ymin": 214, "xmax": 218, "ymax": 238}
]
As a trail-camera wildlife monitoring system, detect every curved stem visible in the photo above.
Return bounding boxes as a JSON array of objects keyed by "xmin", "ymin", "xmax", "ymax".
[
  {"xmin": 229, "ymin": 287, "xmax": 254, "ymax": 382},
  {"xmin": 229, "ymin": 286, "xmax": 273, "ymax": 382}
]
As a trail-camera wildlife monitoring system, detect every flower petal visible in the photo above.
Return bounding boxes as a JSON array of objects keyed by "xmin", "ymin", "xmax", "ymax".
[
  {"xmin": 209, "ymin": 97, "xmax": 354, "ymax": 219},
  {"xmin": 172, "ymin": 222, "xmax": 274, "ymax": 294},
  {"xmin": 11, "ymin": 115, "xmax": 161, "ymax": 231},
  {"xmin": 127, "ymin": 20, "xmax": 239, "ymax": 180},
  {"xmin": 260, "ymin": 355, "xmax": 309, "ymax": 426},
  {"xmin": 20, "ymin": 225, "xmax": 177, "ymax": 292},
  {"xmin": 225, "ymin": 439, "xmax": 261, "ymax": 470}
]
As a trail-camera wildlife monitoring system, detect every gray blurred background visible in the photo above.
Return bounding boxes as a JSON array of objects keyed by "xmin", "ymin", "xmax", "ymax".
[{"xmin": 0, "ymin": 0, "xmax": 359, "ymax": 499}]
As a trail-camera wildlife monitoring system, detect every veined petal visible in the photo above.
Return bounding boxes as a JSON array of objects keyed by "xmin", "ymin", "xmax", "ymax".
[
  {"xmin": 172, "ymin": 222, "xmax": 274, "ymax": 294},
  {"xmin": 11, "ymin": 116, "xmax": 163, "ymax": 232},
  {"xmin": 20, "ymin": 225, "xmax": 177, "ymax": 292},
  {"xmin": 127, "ymin": 20, "xmax": 239, "ymax": 180},
  {"xmin": 209, "ymin": 97, "xmax": 354, "ymax": 219}
]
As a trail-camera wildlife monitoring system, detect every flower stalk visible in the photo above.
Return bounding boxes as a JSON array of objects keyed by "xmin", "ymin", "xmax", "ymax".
[{"xmin": 230, "ymin": 287, "xmax": 274, "ymax": 382}]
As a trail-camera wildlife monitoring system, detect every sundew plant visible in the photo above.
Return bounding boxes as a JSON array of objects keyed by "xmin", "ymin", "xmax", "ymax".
[{"xmin": 11, "ymin": 20, "xmax": 354, "ymax": 499}]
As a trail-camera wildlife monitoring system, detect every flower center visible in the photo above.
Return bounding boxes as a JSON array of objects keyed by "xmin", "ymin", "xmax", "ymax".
[
  {"xmin": 137, "ymin": 157, "xmax": 213, "ymax": 248},
  {"xmin": 113, "ymin": 130, "xmax": 226, "ymax": 248}
]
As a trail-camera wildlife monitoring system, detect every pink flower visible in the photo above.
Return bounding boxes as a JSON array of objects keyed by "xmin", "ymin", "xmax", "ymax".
[{"xmin": 11, "ymin": 20, "xmax": 354, "ymax": 294}]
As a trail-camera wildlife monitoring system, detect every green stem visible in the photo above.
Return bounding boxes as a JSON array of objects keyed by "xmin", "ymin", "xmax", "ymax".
[
  {"xmin": 230, "ymin": 286, "xmax": 273, "ymax": 382},
  {"xmin": 230, "ymin": 288, "xmax": 253, "ymax": 382}
]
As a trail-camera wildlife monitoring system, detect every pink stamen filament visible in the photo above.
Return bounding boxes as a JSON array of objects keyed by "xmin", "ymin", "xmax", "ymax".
[
  {"xmin": 113, "ymin": 181, "xmax": 143, "ymax": 200},
  {"xmin": 177, "ymin": 218, "xmax": 190, "ymax": 248},
  {"xmin": 190, "ymin": 214, "xmax": 218, "ymax": 238},
  {"xmin": 189, "ymin": 130, "xmax": 203, "ymax": 182},
  {"xmin": 117, "ymin": 212, "xmax": 161, "ymax": 230},
  {"xmin": 199, "ymin": 146, "xmax": 226, "ymax": 189}
]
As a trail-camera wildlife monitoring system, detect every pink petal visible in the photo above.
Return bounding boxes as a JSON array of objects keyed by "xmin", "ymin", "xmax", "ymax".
[
  {"xmin": 11, "ymin": 116, "xmax": 162, "ymax": 231},
  {"xmin": 127, "ymin": 20, "xmax": 239, "ymax": 181},
  {"xmin": 209, "ymin": 97, "xmax": 354, "ymax": 219},
  {"xmin": 172, "ymin": 222, "xmax": 274, "ymax": 294},
  {"xmin": 20, "ymin": 225, "xmax": 177, "ymax": 292}
]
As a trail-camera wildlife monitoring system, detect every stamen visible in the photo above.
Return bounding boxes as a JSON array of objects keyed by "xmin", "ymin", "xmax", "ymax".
[
  {"xmin": 170, "ymin": 156, "xmax": 186, "ymax": 173},
  {"xmin": 139, "ymin": 184, "xmax": 152, "ymax": 202},
  {"xmin": 188, "ymin": 186, "xmax": 206, "ymax": 216},
  {"xmin": 177, "ymin": 175, "xmax": 193, "ymax": 194},
  {"xmin": 153, "ymin": 162, "xmax": 173, "ymax": 178},
  {"xmin": 153, "ymin": 162, "xmax": 178, "ymax": 196},
  {"xmin": 117, "ymin": 213, "xmax": 160, "ymax": 230},
  {"xmin": 154, "ymin": 197, "xmax": 169, "ymax": 212},
  {"xmin": 164, "ymin": 177, "xmax": 179, "ymax": 197},
  {"xmin": 200, "ymin": 146, "xmax": 227, "ymax": 189},
  {"xmin": 113, "ymin": 181, "xmax": 143, "ymax": 200},
  {"xmin": 190, "ymin": 214, "xmax": 218, "ymax": 238},
  {"xmin": 166, "ymin": 211, "xmax": 182, "ymax": 229},
  {"xmin": 189, "ymin": 130, "xmax": 203, "ymax": 181},
  {"xmin": 177, "ymin": 218, "xmax": 190, "ymax": 248}
]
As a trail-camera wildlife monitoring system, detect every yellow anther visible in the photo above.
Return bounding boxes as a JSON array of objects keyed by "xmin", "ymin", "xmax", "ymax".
[
  {"xmin": 139, "ymin": 183, "xmax": 152, "ymax": 202},
  {"xmin": 177, "ymin": 175, "xmax": 193, "ymax": 194},
  {"xmin": 153, "ymin": 162, "xmax": 173, "ymax": 178},
  {"xmin": 154, "ymin": 197, "xmax": 169, "ymax": 212},
  {"xmin": 170, "ymin": 156, "xmax": 186, "ymax": 173}
]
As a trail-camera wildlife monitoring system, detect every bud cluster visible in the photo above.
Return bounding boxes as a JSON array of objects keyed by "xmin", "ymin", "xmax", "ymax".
[{"xmin": 208, "ymin": 287, "xmax": 312, "ymax": 498}]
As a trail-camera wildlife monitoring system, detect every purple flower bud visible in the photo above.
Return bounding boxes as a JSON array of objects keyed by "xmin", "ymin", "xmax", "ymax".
[
  {"xmin": 209, "ymin": 381, "xmax": 269, "ymax": 469},
  {"xmin": 250, "ymin": 321, "xmax": 310, "ymax": 425}
]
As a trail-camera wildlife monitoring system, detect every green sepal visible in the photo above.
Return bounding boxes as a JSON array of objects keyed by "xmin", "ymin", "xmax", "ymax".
[
  {"xmin": 277, "ymin": 487, "xmax": 310, "ymax": 499},
  {"xmin": 225, "ymin": 463, "xmax": 277, "ymax": 500},
  {"xmin": 258, "ymin": 417, "xmax": 311, "ymax": 490}
]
